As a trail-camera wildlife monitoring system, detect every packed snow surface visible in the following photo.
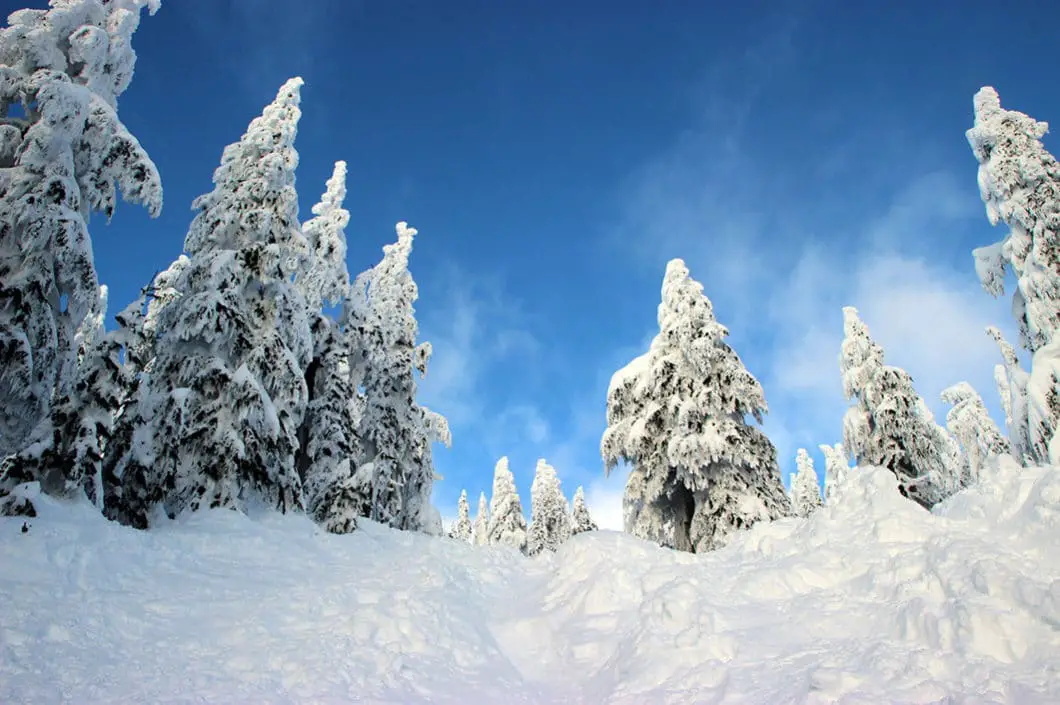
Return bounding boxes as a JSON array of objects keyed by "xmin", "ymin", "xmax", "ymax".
[{"xmin": 3, "ymin": 461, "xmax": 1060, "ymax": 704}]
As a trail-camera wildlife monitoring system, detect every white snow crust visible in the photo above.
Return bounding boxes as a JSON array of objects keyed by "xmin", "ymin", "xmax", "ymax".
[{"xmin": 2, "ymin": 459, "xmax": 1060, "ymax": 703}]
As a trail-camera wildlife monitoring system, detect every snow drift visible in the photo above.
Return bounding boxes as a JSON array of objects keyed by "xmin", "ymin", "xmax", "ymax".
[{"xmin": 2, "ymin": 459, "xmax": 1060, "ymax": 704}]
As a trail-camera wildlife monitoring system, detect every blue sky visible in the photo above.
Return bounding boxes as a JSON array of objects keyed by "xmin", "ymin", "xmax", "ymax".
[{"xmin": 28, "ymin": 0, "xmax": 1058, "ymax": 528}]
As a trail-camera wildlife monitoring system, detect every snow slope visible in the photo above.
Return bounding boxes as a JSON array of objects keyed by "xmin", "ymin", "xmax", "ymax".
[{"xmin": 2, "ymin": 460, "xmax": 1060, "ymax": 704}]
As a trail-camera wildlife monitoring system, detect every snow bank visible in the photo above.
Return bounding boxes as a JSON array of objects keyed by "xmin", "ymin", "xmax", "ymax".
[{"xmin": 2, "ymin": 459, "xmax": 1060, "ymax": 703}]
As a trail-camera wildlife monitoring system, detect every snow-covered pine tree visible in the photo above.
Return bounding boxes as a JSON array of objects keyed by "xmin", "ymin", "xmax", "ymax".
[
  {"xmin": 108, "ymin": 78, "xmax": 312, "ymax": 529},
  {"xmin": 818, "ymin": 442, "xmax": 848, "ymax": 504},
  {"xmin": 570, "ymin": 485, "xmax": 597, "ymax": 535},
  {"xmin": 346, "ymin": 222, "xmax": 450, "ymax": 531},
  {"xmin": 472, "ymin": 491, "xmax": 489, "ymax": 546},
  {"xmin": 0, "ymin": 0, "xmax": 163, "ymax": 460},
  {"xmin": 486, "ymin": 456, "xmax": 527, "ymax": 553},
  {"xmin": 527, "ymin": 459, "xmax": 571, "ymax": 556},
  {"xmin": 840, "ymin": 307, "xmax": 959, "ymax": 508},
  {"xmin": 986, "ymin": 326, "xmax": 1034, "ymax": 464},
  {"xmin": 298, "ymin": 160, "xmax": 350, "ymax": 315},
  {"xmin": 448, "ymin": 489, "xmax": 473, "ymax": 542},
  {"xmin": 789, "ymin": 448, "xmax": 823, "ymax": 518},
  {"xmin": 967, "ymin": 87, "xmax": 1060, "ymax": 355},
  {"xmin": 941, "ymin": 381, "xmax": 1011, "ymax": 484},
  {"xmin": 601, "ymin": 259, "xmax": 789, "ymax": 553}
]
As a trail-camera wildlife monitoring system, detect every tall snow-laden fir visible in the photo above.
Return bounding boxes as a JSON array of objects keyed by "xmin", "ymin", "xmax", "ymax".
[
  {"xmin": 448, "ymin": 489, "xmax": 472, "ymax": 542},
  {"xmin": 527, "ymin": 459, "xmax": 571, "ymax": 556},
  {"xmin": 486, "ymin": 456, "xmax": 527, "ymax": 553},
  {"xmin": 840, "ymin": 307, "xmax": 959, "ymax": 508},
  {"xmin": 941, "ymin": 381, "xmax": 1011, "ymax": 484},
  {"xmin": 0, "ymin": 0, "xmax": 162, "ymax": 465},
  {"xmin": 789, "ymin": 448, "xmax": 823, "ymax": 518},
  {"xmin": 346, "ymin": 222, "xmax": 450, "ymax": 531},
  {"xmin": 472, "ymin": 491, "xmax": 489, "ymax": 546},
  {"xmin": 818, "ymin": 442, "xmax": 847, "ymax": 504},
  {"xmin": 601, "ymin": 259, "xmax": 789, "ymax": 553},
  {"xmin": 295, "ymin": 162, "xmax": 360, "ymax": 534},
  {"xmin": 570, "ymin": 485, "xmax": 597, "ymax": 534},
  {"xmin": 106, "ymin": 78, "xmax": 312, "ymax": 528}
]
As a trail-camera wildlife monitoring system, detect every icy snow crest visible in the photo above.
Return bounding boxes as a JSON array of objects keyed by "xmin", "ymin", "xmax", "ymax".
[{"xmin": 2, "ymin": 460, "xmax": 1060, "ymax": 703}]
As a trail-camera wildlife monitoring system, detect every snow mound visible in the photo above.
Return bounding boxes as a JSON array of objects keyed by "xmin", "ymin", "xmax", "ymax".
[{"xmin": 2, "ymin": 460, "xmax": 1060, "ymax": 703}]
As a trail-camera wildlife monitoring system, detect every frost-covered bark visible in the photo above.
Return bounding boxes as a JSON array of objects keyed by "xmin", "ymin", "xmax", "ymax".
[
  {"xmin": 601, "ymin": 259, "xmax": 789, "ymax": 553},
  {"xmin": 840, "ymin": 307, "xmax": 959, "ymax": 508},
  {"xmin": 472, "ymin": 491, "xmax": 489, "ymax": 546},
  {"xmin": 108, "ymin": 78, "xmax": 311, "ymax": 529},
  {"xmin": 486, "ymin": 457, "xmax": 527, "ymax": 553},
  {"xmin": 527, "ymin": 459, "xmax": 571, "ymax": 556},
  {"xmin": 941, "ymin": 381, "xmax": 1011, "ymax": 485},
  {"xmin": 448, "ymin": 489, "xmax": 472, "ymax": 542},
  {"xmin": 346, "ymin": 222, "xmax": 450, "ymax": 532},
  {"xmin": 0, "ymin": 0, "xmax": 162, "ymax": 458},
  {"xmin": 570, "ymin": 485, "xmax": 597, "ymax": 534},
  {"xmin": 790, "ymin": 448, "xmax": 823, "ymax": 518},
  {"xmin": 967, "ymin": 87, "xmax": 1060, "ymax": 355},
  {"xmin": 298, "ymin": 160, "xmax": 350, "ymax": 314},
  {"xmin": 818, "ymin": 442, "xmax": 848, "ymax": 505}
]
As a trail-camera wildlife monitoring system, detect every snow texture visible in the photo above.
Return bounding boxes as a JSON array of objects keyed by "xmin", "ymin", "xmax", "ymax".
[
  {"xmin": 570, "ymin": 485, "xmax": 597, "ymax": 534},
  {"xmin": 527, "ymin": 458, "xmax": 571, "ymax": 556},
  {"xmin": 3, "ymin": 458, "xmax": 1060, "ymax": 703},
  {"xmin": 0, "ymin": 0, "xmax": 162, "ymax": 458},
  {"xmin": 602, "ymin": 258, "xmax": 789, "ymax": 553},
  {"xmin": 487, "ymin": 456, "xmax": 527, "ymax": 553},
  {"xmin": 790, "ymin": 448, "xmax": 823, "ymax": 518},
  {"xmin": 967, "ymin": 87, "xmax": 1060, "ymax": 355}
]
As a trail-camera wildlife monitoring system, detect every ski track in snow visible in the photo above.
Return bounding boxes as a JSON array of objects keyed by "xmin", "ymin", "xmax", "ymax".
[{"xmin": 2, "ymin": 461, "xmax": 1060, "ymax": 704}]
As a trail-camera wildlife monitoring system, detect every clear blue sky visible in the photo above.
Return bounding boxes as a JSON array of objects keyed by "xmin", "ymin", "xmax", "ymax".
[{"xmin": 16, "ymin": 0, "xmax": 1057, "ymax": 527}]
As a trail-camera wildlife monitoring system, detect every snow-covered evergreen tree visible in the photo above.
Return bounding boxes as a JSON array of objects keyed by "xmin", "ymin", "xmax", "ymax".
[
  {"xmin": 472, "ymin": 491, "xmax": 489, "ymax": 546},
  {"xmin": 527, "ymin": 459, "xmax": 571, "ymax": 556},
  {"xmin": 298, "ymin": 160, "xmax": 350, "ymax": 314},
  {"xmin": 818, "ymin": 442, "xmax": 848, "ymax": 504},
  {"xmin": 967, "ymin": 87, "xmax": 1060, "ymax": 355},
  {"xmin": 486, "ymin": 457, "xmax": 527, "ymax": 553},
  {"xmin": 0, "ymin": 0, "xmax": 163, "ymax": 459},
  {"xmin": 448, "ymin": 489, "xmax": 472, "ymax": 542},
  {"xmin": 840, "ymin": 307, "xmax": 959, "ymax": 508},
  {"xmin": 941, "ymin": 381, "xmax": 1011, "ymax": 484},
  {"xmin": 570, "ymin": 485, "xmax": 597, "ymax": 535},
  {"xmin": 789, "ymin": 448, "xmax": 823, "ymax": 518},
  {"xmin": 107, "ymin": 78, "xmax": 312, "ymax": 528},
  {"xmin": 986, "ymin": 326, "xmax": 1034, "ymax": 464},
  {"xmin": 346, "ymin": 222, "xmax": 450, "ymax": 531},
  {"xmin": 601, "ymin": 259, "xmax": 789, "ymax": 553}
]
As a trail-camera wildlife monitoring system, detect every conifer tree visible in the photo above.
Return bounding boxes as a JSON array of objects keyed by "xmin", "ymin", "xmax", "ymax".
[
  {"xmin": 818, "ymin": 442, "xmax": 848, "ymax": 504},
  {"xmin": 601, "ymin": 259, "xmax": 789, "ymax": 553},
  {"xmin": 789, "ymin": 448, "xmax": 823, "ymax": 518},
  {"xmin": 448, "ymin": 489, "xmax": 473, "ymax": 542},
  {"xmin": 346, "ymin": 222, "xmax": 450, "ymax": 531},
  {"xmin": 0, "ymin": 0, "xmax": 162, "ymax": 460},
  {"xmin": 472, "ymin": 491, "xmax": 490, "ymax": 546},
  {"xmin": 942, "ymin": 381, "xmax": 1011, "ymax": 484},
  {"xmin": 108, "ymin": 78, "xmax": 312, "ymax": 528},
  {"xmin": 840, "ymin": 307, "xmax": 958, "ymax": 508},
  {"xmin": 486, "ymin": 457, "xmax": 527, "ymax": 553},
  {"xmin": 570, "ymin": 485, "xmax": 598, "ymax": 535},
  {"xmin": 527, "ymin": 459, "xmax": 571, "ymax": 556}
]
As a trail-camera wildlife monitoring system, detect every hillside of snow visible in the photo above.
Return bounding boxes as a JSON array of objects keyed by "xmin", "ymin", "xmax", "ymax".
[{"xmin": 3, "ymin": 461, "xmax": 1060, "ymax": 704}]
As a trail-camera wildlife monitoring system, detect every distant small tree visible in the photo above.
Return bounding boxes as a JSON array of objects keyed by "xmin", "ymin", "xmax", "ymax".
[
  {"xmin": 486, "ymin": 457, "xmax": 527, "ymax": 553},
  {"xmin": 942, "ymin": 382, "xmax": 1011, "ymax": 484},
  {"xmin": 448, "ymin": 489, "xmax": 473, "ymax": 542},
  {"xmin": 527, "ymin": 459, "xmax": 571, "ymax": 556},
  {"xmin": 818, "ymin": 442, "xmax": 848, "ymax": 505},
  {"xmin": 472, "ymin": 491, "xmax": 490, "ymax": 546},
  {"xmin": 789, "ymin": 448, "xmax": 823, "ymax": 518},
  {"xmin": 570, "ymin": 485, "xmax": 598, "ymax": 534}
]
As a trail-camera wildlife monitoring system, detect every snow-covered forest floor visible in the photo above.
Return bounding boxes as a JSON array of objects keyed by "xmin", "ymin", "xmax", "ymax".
[{"xmin": 3, "ymin": 460, "xmax": 1058, "ymax": 704}]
